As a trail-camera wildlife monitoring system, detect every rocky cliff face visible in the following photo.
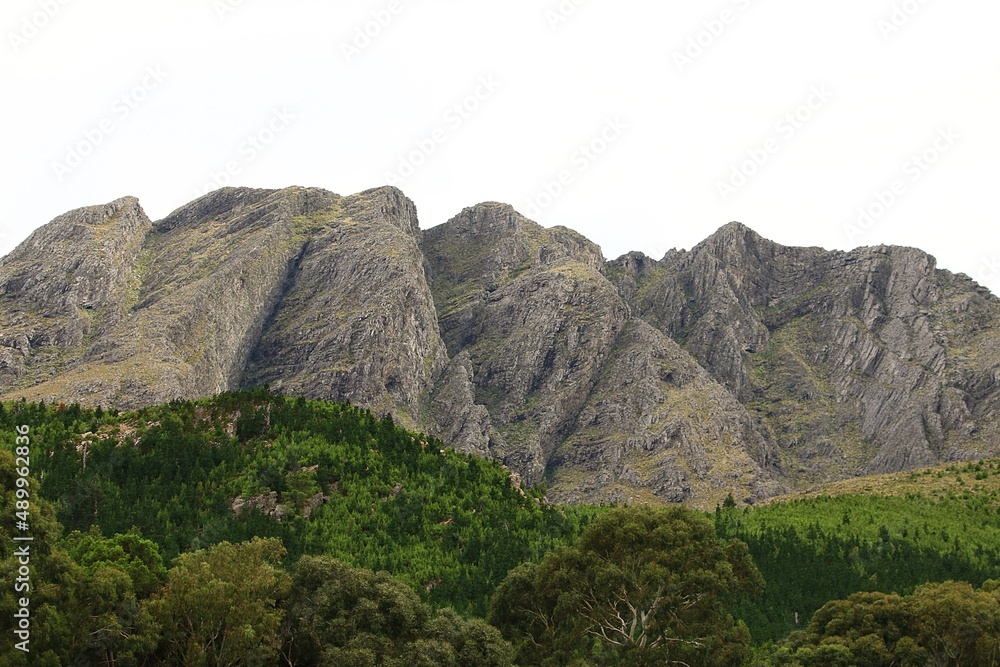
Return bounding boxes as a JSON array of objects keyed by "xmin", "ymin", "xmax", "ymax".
[
  {"xmin": 421, "ymin": 203, "xmax": 626, "ymax": 485},
  {"xmin": 0, "ymin": 186, "xmax": 490, "ymax": 457},
  {"xmin": 2, "ymin": 193, "xmax": 997, "ymax": 507},
  {"xmin": 3, "ymin": 188, "xmax": 315, "ymax": 407},
  {"xmin": 609, "ymin": 222, "xmax": 1000, "ymax": 486},
  {"xmin": 0, "ymin": 197, "xmax": 151, "ymax": 387},
  {"xmin": 240, "ymin": 188, "xmax": 447, "ymax": 427},
  {"xmin": 421, "ymin": 205, "xmax": 781, "ymax": 505}
]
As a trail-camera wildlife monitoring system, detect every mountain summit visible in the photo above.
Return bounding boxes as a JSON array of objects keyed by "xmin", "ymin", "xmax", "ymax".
[{"xmin": 2, "ymin": 186, "xmax": 998, "ymax": 507}]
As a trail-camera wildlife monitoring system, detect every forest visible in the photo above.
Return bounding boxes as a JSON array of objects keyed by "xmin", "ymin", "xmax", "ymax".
[{"xmin": 2, "ymin": 390, "xmax": 999, "ymax": 666}]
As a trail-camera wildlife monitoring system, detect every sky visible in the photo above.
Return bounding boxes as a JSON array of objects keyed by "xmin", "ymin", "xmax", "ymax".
[{"xmin": 2, "ymin": 0, "xmax": 999, "ymax": 293}]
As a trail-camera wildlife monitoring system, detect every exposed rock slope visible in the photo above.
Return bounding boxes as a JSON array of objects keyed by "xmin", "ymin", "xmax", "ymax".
[
  {"xmin": 0, "ymin": 197, "xmax": 151, "ymax": 389},
  {"xmin": 421, "ymin": 205, "xmax": 781, "ymax": 504},
  {"xmin": 241, "ymin": 188, "xmax": 449, "ymax": 429},
  {"xmin": 0, "ymin": 187, "xmax": 487, "ymax": 455},
  {"xmin": 609, "ymin": 222, "xmax": 1000, "ymax": 486},
  {"xmin": 2, "ymin": 193, "xmax": 998, "ymax": 506}
]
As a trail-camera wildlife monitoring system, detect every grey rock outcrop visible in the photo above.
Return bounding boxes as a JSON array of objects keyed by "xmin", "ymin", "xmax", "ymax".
[
  {"xmin": 0, "ymin": 197, "xmax": 151, "ymax": 387},
  {"xmin": 422, "ymin": 205, "xmax": 782, "ymax": 504},
  {"xmin": 421, "ymin": 203, "xmax": 628, "ymax": 484},
  {"xmin": 0, "ymin": 186, "xmax": 492, "ymax": 457},
  {"xmin": 2, "ymin": 192, "xmax": 998, "ymax": 506},
  {"xmin": 241, "ymin": 187, "xmax": 446, "ymax": 426},
  {"xmin": 610, "ymin": 222, "xmax": 1000, "ymax": 486}
]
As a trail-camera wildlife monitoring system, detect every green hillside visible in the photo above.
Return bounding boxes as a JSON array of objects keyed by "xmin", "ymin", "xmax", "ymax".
[
  {"xmin": 716, "ymin": 459, "xmax": 1000, "ymax": 642},
  {"xmin": 1, "ymin": 389, "xmax": 596, "ymax": 617},
  {"xmin": 4, "ymin": 391, "xmax": 1000, "ymax": 665}
]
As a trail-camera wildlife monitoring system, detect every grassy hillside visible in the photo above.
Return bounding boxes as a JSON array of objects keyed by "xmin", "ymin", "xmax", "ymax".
[
  {"xmin": 717, "ymin": 458, "xmax": 1000, "ymax": 642},
  {"xmin": 768, "ymin": 456, "xmax": 1000, "ymax": 502}
]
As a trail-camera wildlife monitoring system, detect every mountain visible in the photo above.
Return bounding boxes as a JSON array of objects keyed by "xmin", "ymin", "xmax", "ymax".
[
  {"xmin": 0, "ymin": 187, "xmax": 489, "ymax": 458},
  {"xmin": 609, "ymin": 222, "xmax": 1000, "ymax": 486},
  {"xmin": 2, "ymin": 186, "xmax": 998, "ymax": 507}
]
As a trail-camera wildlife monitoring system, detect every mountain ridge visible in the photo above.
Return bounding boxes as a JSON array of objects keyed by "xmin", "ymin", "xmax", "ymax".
[{"xmin": 2, "ymin": 185, "xmax": 998, "ymax": 508}]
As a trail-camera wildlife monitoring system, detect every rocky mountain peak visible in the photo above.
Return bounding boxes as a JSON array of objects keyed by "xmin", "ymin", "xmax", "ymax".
[
  {"xmin": 3, "ymin": 195, "xmax": 149, "ymax": 254},
  {"xmin": 688, "ymin": 221, "xmax": 781, "ymax": 272},
  {"xmin": 343, "ymin": 186, "xmax": 421, "ymax": 239},
  {"xmin": 155, "ymin": 186, "xmax": 347, "ymax": 237},
  {"xmin": 98, "ymin": 195, "xmax": 145, "ymax": 222},
  {"xmin": 708, "ymin": 220, "xmax": 760, "ymax": 241},
  {"xmin": 439, "ymin": 201, "xmax": 602, "ymax": 253},
  {"xmin": 0, "ymin": 196, "xmax": 152, "ymax": 350},
  {"xmin": 424, "ymin": 203, "xmax": 605, "ymax": 282},
  {"xmin": 450, "ymin": 202, "xmax": 522, "ymax": 232},
  {"xmin": 155, "ymin": 187, "xmax": 278, "ymax": 233},
  {"xmin": 2, "ymin": 188, "xmax": 998, "ymax": 508}
]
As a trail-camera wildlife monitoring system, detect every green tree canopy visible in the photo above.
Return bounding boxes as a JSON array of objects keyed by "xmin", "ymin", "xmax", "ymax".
[
  {"xmin": 771, "ymin": 580, "xmax": 1000, "ymax": 667},
  {"xmin": 147, "ymin": 537, "xmax": 290, "ymax": 666},
  {"xmin": 64, "ymin": 525, "xmax": 167, "ymax": 597},
  {"xmin": 489, "ymin": 505, "xmax": 762, "ymax": 666},
  {"xmin": 0, "ymin": 449, "xmax": 77, "ymax": 667},
  {"xmin": 282, "ymin": 555, "xmax": 514, "ymax": 667}
]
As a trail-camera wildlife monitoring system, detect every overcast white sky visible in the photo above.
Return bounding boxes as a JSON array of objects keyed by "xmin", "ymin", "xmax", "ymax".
[{"xmin": 2, "ymin": 0, "xmax": 999, "ymax": 292}]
